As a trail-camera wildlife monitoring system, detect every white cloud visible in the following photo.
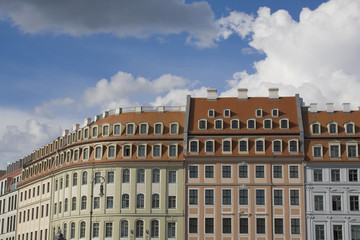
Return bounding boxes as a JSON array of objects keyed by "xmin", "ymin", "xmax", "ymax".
[
  {"xmin": 150, "ymin": 87, "xmax": 208, "ymax": 106},
  {"xmin": 220, "ymin": 0, "xmax": 360, "ymax": 109},
  {"xmin": 34, "ymin": 97, "xmax": 76, "ymax": 118},
  {"xmin": 0, "ymin": 0, "xmax": 219, "ymax": 47}
]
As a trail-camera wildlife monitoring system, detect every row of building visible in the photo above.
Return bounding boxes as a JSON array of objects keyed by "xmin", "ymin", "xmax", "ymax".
[{"xmin": 0, "ymin": 88, "xmax": 359, "ymax": 240}]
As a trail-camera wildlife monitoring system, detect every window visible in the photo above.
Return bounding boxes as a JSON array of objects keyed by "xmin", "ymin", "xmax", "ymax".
[
  {"xmin": 94, "ymin": 146, "xmax": 102, "ymax": 159},
  {"xmin": 189, "ymin": 166, "xmax": 198, "ymax": 178},
  {"xmin": 168, "ymin": 171, "xmax": 176, "ymax": 183},
  {"xmin": 107, "ymin": 145, "xmax": 115, "ymax": 158},
  {"xmin": 231, "ymin": 119, "xmax": 239, "ymax": 129},
  {"xmin": 290, "ymin": 165, "xmax": 299, "ymax": 178},
  {"xmin": 351, "ymin": 225, "xmax": 360, "ymax": 240},
  {"xmin": 152, "ymin": 144, "xmax": 161, "ymax": 157},
  {"xmin": 137, "ymin": 169, "xmax": 145, "ymax": 183},
  {"xmin": 122, "ymin": 169, "xmax": 130, "ymax": 183},
  {"xmin": 121, "ymin": 194, "xmax": 129, "ymax": 208},
  {"xmin": 291, "ymin": 219, "xmax": 300, "ymax": 234},
  {"xmin": 205, "ymin": 189, "xmax": 214, "ymax": 205},
  {"xmin": 263, "ymin": 119, "xmax": 272, "ymax": 129},
  {"xmin": 113, "ymin": 124, "xmax": 121, "ymax": 135},
  {"xmin": 167, "ymin": 222, "xmax": 176, "ymax": 238},
  {"xmin": 331, "ymin": 169, "xmax": 340, "ymax": 182},
  {"xmin": 350, "ymin": 196, "xmax": 359, "ymax": 211},
  {"xmin": 332, "ymin": 195, "xmax": 342, "ymax": 211},
  {"xmin": 346, "ymin": 122, "xmax": 355, "ymax": 134},
  {"xmin": 205, "ymin": 218, "xmax": 214, "ymax": 234},
  {"xmin": 347, "ymin": 143, "xmax": 358, "ymax": 158},
  {"xmin": 247, "ymin": 119, "xmax": 256, "ymax": 129},
  {"xmin": 120, "ymin": 220, "xmax": 128, "ymax": 237},
  {"xmin": 170, "ymin": 122, "xmax": 178, "ymax": 134},
  {"xmin": 73, "ymin": 149, "xmax": 79, "ymax": 161},
  {"xmin": 135, "ymin": 220, "xmax": 144, "ymax": 238},
  {"xmin": 236, "ymin": 139, "xmax": 248, "ymax": 154},
  {"xmin": 189, "ymin": 218, "xmax": 198, "ymax": 233},
  {"xmin": 239, "ymin": 218, "xmax": 248, "ymax": 234},
  {"xmin": 106, "ymin": 196, "xmax": 113, "ymax": 209},
  {"xmin": 223, "ymin": 218, "xmax": 232, "ymax": 234},
  {"xmin": 169, "ymin": 144, "xmax": 177, "ymax": 157},
  {"xmin": 168, "ymin": 196, "xmax": 176, "ymax": 208},
  {"xmin": 256, "ymin": 109, "xmax": 262, "ymax": 117},
  {"xmin": 256, "ymin": 218, "xmax": 266, "ymax": 234},
  {"xmin": 102, "ymin": 125, "xmax": 109, "ymax": 136},
  {"xmin": 272, "ymin": 108, "xmax": 279, "ymax": 117},
  {"xmin": 328, "ymin": 122, "xmax": 338, "ymax": 134},
  {"xmin": 290, "ymin": 189, "xmax": 300, "ymax": 205},
  {"xmin": 255, "ymin": 139, "xmax": 264, "ymax": 152},
  {"xmin": 126, "ymin": 123, "xmax": 135, "ymax": 135},
  {"xmin": 315, "ymin": 225, "xmax": 325, "ymax": 240},
  {"xmin": 312, "ymin": 123, "xmax": 320, "ymax": 134},
  {"xmin": 289, "ymin": 140, "xmax": 298, "ymax": 153},
  {"xmin": 222, "ymin": 189, "xmax": 231, "ymax": 205},
  {"xmin": 136, "ymin": 194, "xmax": 144, "ymax": 208},
  {"xmin": 137, "ymin": 144, "xmax": 146, "ymax": 158},
  {"xmin": 70, "ymin": 222, "xmax": 76, "ymax": 239},
  {"xmin": 105, "ymin": 222, "xmax": 113, "ymax": 238},
  {"xmin": 152, "ymin": 169, "xmax": 160, "ymax": 183},
  {"xmin": 107, "ymin": 171, "xmax": 114, "ymax": 183},
  {"xmin": 151, "ymin": 220, "xmax": 159, "ymax": 238},
  {"xmin": 274, "ymin": 189, "xmax": 283, "ymax": 205},
  {"xmin": 189, "ymin": 140, "xmax": 198, "ymax": 153},
  {"xmin": 71, "ymin": 197, "xmax": 76, "ymax": 211},
  {"xmin": 189, "ymin": 189, "xmax": 198, "ymax": 205},
  {"xmin": 81, "ymin": 196, "xmax": 87, "ymax": 210},
  {"xmin": 224, "ymin": 109, "xmax": 231, "ymax": 117},
  {"xmin": 208, "ymin": 109, "xmax": 214, "ymax": 117},
  {"xmin": 83, "ymin": 128, "xmax": 89, "ymax": 139},
  {"xmin": 239, "ymin": 189, "xmax": 248, "ymax": 205},
  {"xmin": 314, "ymin": 195, "xmax": 324, "ymax": 211},
  {"xmin": 314, "ymin": 169, "xmax": 323, "ymax": 182},
  {"xmin": 280, "ymin": 119, "xmax": 289, "ymax": 129},
  {"xmin": 64, "ymin": 198, "xmax": 68, "ymax": 212},
  {"xmin": 92, "ymin": 127, "xmax": 98, "ymax": 138},
  {"xmin": 349, "ymin": 169, "xmax": 358, "ymax": 182},
  {"xmin": 93, "ymin": 197, "xmax": 100, "ymax": 209},
  {"xmin": 94, "ymin": 172, "xmax": 101, "ymax": 183},
  {"xmin": 215, "ymin": 119, "xmax": 223, "ymax": 130},
  {"xmin": 273, "ymin": 165, "xmax": 283, "ymax": 178},
  {"xmin": 273, "ymin": 140, "xmax": 282, "ymax": 153},
  {"xmin": 83, "ymin": 148, "xmax": 89, "ymax": 160},
  {"xmin": 256, "ymin": 165, "xmax": 265, "ymax": 178},
  {"xmin": 72, "ymin": 173, "xmax": 77, "ymax": 186},
  {"xmin": 154, "ymin": 123, "xmax": 163, "ymax": 134},
  {"xmin": 222, "ymin": 139, "xmax": 231, "ymax": 153},
  {"xmin": 205, "ymin": 140, "xmax": 214, "ymax": 153},
  {"xmin": 313, "ymin": 145, "xmax": 323, "ymax": 158},
  {"xmin": 205, "ymin": 165, "xmax": 214, "ymax": 178},
  {"xmin": 333, "ymin": 225, "xmax": 343, "ymax": 240},
  {"xmin": 139, "ymin": 123, "xmax": 148, "ymax": 135},
  {"xmin": 256, "ymin": 189, "xmax": 265, "ymax": 205},
  {"xmin": 239, "ymin": 165, "xmax": 248, "ymax": 178},
  {"xmin": 198, "ymin": 119, "xmax": 207, "ymax": 130},
  {"xmin": 152, "ymin": 194, "xmax": 160, "ymax": 208},
  {"xmin": 274, "ymin": 219, "xmax": 283, "ymax": 234},
  {"xmin": 330, "ymin": 143, "xmax": 340, "ymax": 158},
  {"xmin": 222, "ymin": 165, "xmax": 231, "ymax": 178}
]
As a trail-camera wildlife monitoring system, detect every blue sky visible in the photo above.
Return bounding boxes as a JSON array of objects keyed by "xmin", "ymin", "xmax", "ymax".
[{"xmin": 0, "ymin": 0, "xmax": 359, "ymax": 167}]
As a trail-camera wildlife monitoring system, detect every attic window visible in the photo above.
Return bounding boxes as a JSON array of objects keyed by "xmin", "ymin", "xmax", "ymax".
[{"xmin": 208, "ymin": 109, "xmax": 215, "ymax": 118}]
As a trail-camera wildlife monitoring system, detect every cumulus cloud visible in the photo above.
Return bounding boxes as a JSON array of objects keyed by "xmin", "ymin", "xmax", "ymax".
[
  {"xmin": 34, "ymin": 97, "xmax": 76, "ymax": 118},
  {"xmin": 0, "ymin": 0, "xmax": 218, "ymax": 47},
  {"xmin": 219, "ymin": 0, "xmax": 360, "ymax": 109}
]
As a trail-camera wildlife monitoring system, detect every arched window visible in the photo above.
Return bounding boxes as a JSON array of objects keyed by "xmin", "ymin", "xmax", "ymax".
[
  {"xmin": 263, "ymin": 119, "xmax": 272, "ymax": 129},
  {"xmin": 72, "ymin": 173, "xmax": 78, "ymax": 186},
  {"xmin": 222, "ymin": 139, "xmax": 232, "ymax": 153},
  {"xmin": 71, "ymin": 197, "xmax": 76, "ymax": 211},
  {"xmin": 205, "ymin": 140, "xmax": 214, "ymax": 153},
  {"xmin": 136, "ymin": 220, "xmax": 144, "ymax": 238},
  {"xmin": 81, "ymin": 196, "xmax": 87, "ymax": 210},
  {"xmin": 70, "ymin": 222, "xmax": 75, "ymax": 239},
  {"xmin": 247, "ymin": 119, "xmax": 256, "ymax": 129},
  {"xmin": 136, "ymin": 194, "xmax": 145, "ymax": 208},
  {"xmin": 120, "ymin": 220, "xmax": 129, "ymax": 237},
  {"xmin": 152, "ymin": 194, "xmax": 160, "ymax": 208},
  {"xmin": 63, "ymin": 223, "xmax": 67, "ymax": 238},
  {"xmin": 80, "ymin": 221, "xmax": 86, "ymax": 238},
  {"xmin": 64, "ymin": 198, "xmax": 68, "ymax": 212},
  {"xmin": 151, "ymin": 220, "xmax": 159, "ymax": 238},
  {"xmin": 121, "ymin": 194, "xmax": 129, "ymax": 208},
  {"xmin": 289, "ymin": 140, "xmax": 298, "ymax": 153},
  {"xmin": 198, "ymin": 119, "xmax": 207, "ymax": 130}
]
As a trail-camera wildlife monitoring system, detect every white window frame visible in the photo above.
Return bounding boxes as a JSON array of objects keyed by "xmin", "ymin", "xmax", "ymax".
[
  {"xmin": 329, "ymin": 141, "xmax": 341, "ymax": 158},
  {"xmin": 102, "ymin": 124, "xmax": 110, "ymax": 137},
  {"xmin": 230, "ymin": 118, "xmax": 240, "ymax": 130},
  {"xmin": 263, "ymin": 118, "xmax": 272, "ymax": 129},
  {"xmin": 312, "ymin": 144, "xmax": 323, "ymax": 158},
  {"xmin": 222, "ymin": 138, "xmax": 232, "ymax": 154},
  {"xmin": 189, "ymin": 140, "xmax": 199, "ymax": 154},
  {"xmin": 247, "ymin": 118, "xmax": 256, "ymax": 129},
  {"xmin": 168, "ymin": 144, "xmax": 178, "ymax": 158},
  {"xmin": 107, "ymin": 144, "xmax": 116, "ymax": 159},
  {"xmin": 208, "ymin": 109, "xmax": 215, "ymax": 118},
  {"xmin": 223, "ymin": 109, "xmax": 231, "ymax": 118},
  {"xmin": 122, "ymin": 144, "xmax": 132, "ymax": 158},
  {"xmin": 310, "ymin": 121, "xmax": 321, "ymax": 135},
  {"xmin": 327, "ymin": 121, "xmax": 338, "ymax": 135},
  {"xmin": 214, "ymin": 119, "xmax": 223, "ymax": 130},
  {"xmin": 113, "ymin": 123, "xmax": 123, "ymax": 136},
  {"xmin": 139, "ymin": 122, "xmax": 149, "ymax": 135},
  {"xmin": 255, "ymin": 138, "xmax": 265, "ymax": 154},
  {"xmin": 238, "ymin": 138, "xmax": 249, "ymax": 154},
  {"xmin": 346, "ymin": 141, "xmax": 358, "ymax": 158},
  {"xmin": 94, "ymin": 145, "xmax": 103, "ymax": 160},
  {"xmin": 272, "ymin": 108, "xmax": 279, "ymax": 117},
  {"xmin": 198, "ymin": 119, "xmax": 207, "ymax": 130},
  {"xmin": 152, "ymin": 144, "xmax": 162, "ymax": 158},
  {"xmin": 205, "ymin": 139, "xmax": 215, "ymax": 154},
  {"xmin": 92, "ymin": 125, "xmax": 99, "ymax": 138},
  {"xmin": 137, "ymin": 144, "xmax": 147, "ymax": 158},
  {"xmin": 169, "ymin": 122, "xmax": 179, "ymax": 135},
  {"xmin": 345, "ymin": 121, "xmax": 355, "ymax": 135},
  {"xmin": 255, "ymin": 108, "xmax": 263, "ymax": 117},
  {"xmin": 154, "ymin": 122, "xmax": 164, "ymax": 135},
  {"xmin": 280, "ymin": 118, "xmax": 289, "ymax": 129},
  {"xmin": 272, "ymin": 139, "xmax": 282, "ymax": 153}
]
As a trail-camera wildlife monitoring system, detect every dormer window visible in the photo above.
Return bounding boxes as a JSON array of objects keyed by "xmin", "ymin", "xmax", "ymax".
[
  {"xmin": 102, "ymin": 125, "xmax": 109, "ymax": 136},
  {"xmin": 255, "ymin": 109, "xmax": 263, "ymax": 117},
  {"xmin": 107, "ymin": 145, "xmax": 116, "ymax": 158},
  {"xmin": 123, "ymin": 144, "xmax": 132, "ymax": 158},
  {"xmin": 113, "ymin": 124, "xmax": 122, "ymax": 136},
  {"xmin": 154, "ymin": 123, "xmax": 163, "ymax": 135},
  {"xmin": 289, "ymin": 140, "xmax": 298, "ymax": 153},
  {"xmin": 231, "ymin": 119, "xmax": 239, "ymax": 130},
  {"xmin": 222, "ymin": 139, "xmax": 232, "ymax": 154},
  {"xmin": 152, "ymin": 144, "xmax": 162, "ymax": 158},
  {"xmin": 126, "ymin": 123, "xmax": 136, "ymax": 135},
  {"xmin": 224, "ymin": 109, "xmax": 231, "ymax": 117},
  {"xmin": 280, "ymin": 118, "xmax": 289, "ymax": 129},
  {"xmin": 170, "ymin": 122, "xmax": 179, "ymax": 135},
  {"xmin": 345, "ymin": 122, "xmax": 355, "ymax": 134},
  {"xmin": 205, "ymin": 140, "xmax": 214, "ymax": 153},
  {"xmin": 83, "ymin": 128, "xmax": 89, "ymax": 139},
  {"xmin": 273, "ymin": 140, "xmax": 282, "ymax": 153},
  {"xmin": 263, "ymin": 119, "xmax": 272, "ymax": 129},
  {"xmin": 255, "ymin": 139, "xmax": 265, "ymax": 153},
  {"xmin": 137, "ymin": 144, "xmax": 146, "ymax": 158},
  {"xmin": 139, "ymin": 123, "xmax": 148, "ymax": 135},
  {"xmin": 208, "ymin": 109, "xmax": 215, "ymax": 118},
  {"xmin": 168, "ymin": 144, "xmax": 178, "ymax": 157},
  {"xmin": 247, "ymin": 119, "xmax": 256, "ymax": 129},
  {"xmin": 347, "ymin": 142, "xmax": 358, "ymax": 158},
  {"xmin": 198, "ymin": 119, "xmax": 207, "ymax": 130},
  {"xmin": 214, "ymin": 119, "xmax": 223, "ymax": 130},
  {"xmin": 312, "ymin": 144, "xmax": 323, "ymax": 158},
  {"xmin": 189, "ymin": 140, "xmax": 199, "ymax": 154},
  {"xmin": 327, "ymin": 122, "xmax": 338, "ymax": 134},
  {"xmin": 94, "ymin": 146, "xmax": 103, "ymax": 159},
  {"xmin": 92, "ymin": 126, "xmax": 98, "ymax": 138},
  {"xmin": 329, "ymin": 142, "xmax": 340, "ymax": 158},
  {"xmin": 238, "ymin": 138, "xmax": 248, "ymax": 153},
  {"xmin": 272, "ymin": 108, "xmax": 279, "ymax": 117},
  {"xmin": 311, "ymin": 122, "xmax": 321, "ymax": 134}
]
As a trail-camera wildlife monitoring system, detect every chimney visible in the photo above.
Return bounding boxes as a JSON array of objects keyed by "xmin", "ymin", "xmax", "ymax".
[
  {"xmin": 102, "ymin": 111, "xmax": 109, "ymax": 118},
  {"xmin": 115, "ymin": 108, "xmax": 122, "ymax": 115},
  {"xmin": 157, "ymin": 106, "xmax": 165, "ymax": 113},
  {"xmin": 135, "ymin": 106, "xmax": 142, "ymax": 113},
  {"xmin": 326, "ymin": 103, "xmax": 334, "ymax": 113},
  {"xmin": 342, "ymin": 103, "xmax": 350, "ymax": 113},
  {"xmin": 84, "ymin": 118, "xmax": 92, "ymax": 126},
  {"xmin": 94, "ymin": 115, "xmax": 99, "ymax": 122},
  {"xmin": 238, "ymin": 88, "xmax": 248, "ymax": 100},
  {"xmin": 310, "ymin": 103, "xmax": 317, "ymax": 113},
  {"xmin": 73, "ymin": 124, "xmax": 80, "ymax": 131},
  {"xmin": 269, "ymin": 88, "xmax": 279, "ymax": 99},
  {"xmin": 62, "ymin": 129, "xmax": 69, "ymax": 137},
  {"xmin": 207, "ymin": 89, "xmax": 217, "ymax": 101}
]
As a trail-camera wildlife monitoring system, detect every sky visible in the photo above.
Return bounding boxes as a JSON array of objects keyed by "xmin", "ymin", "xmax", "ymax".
[{"xmin": 0, "ymin": 0, "xmax": 359, "ymax": 168}]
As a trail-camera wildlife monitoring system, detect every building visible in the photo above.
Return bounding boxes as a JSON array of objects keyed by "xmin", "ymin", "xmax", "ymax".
[
  {"xmin": 184, "ymin": 89, "xmax": 306, "ymax": 240},
  {"xmin": 303, "ymin": 103, "xmax": 360, "ymax": 240}
]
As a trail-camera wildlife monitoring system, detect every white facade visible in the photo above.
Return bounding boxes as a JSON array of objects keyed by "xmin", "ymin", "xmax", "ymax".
[{"xmin": 305, "ymin": 163, "xmax": 360, "ymax": 240}]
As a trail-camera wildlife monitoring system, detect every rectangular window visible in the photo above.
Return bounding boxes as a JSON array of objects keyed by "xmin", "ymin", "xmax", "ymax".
[
  {"xmin": 350, "ymin": 195, "xmax": 359, "ymax": 211},
  {"xmin": 167, "ymin": 222, "xmax": 176, "ymax": 238},
  {"xmin": 239, "ymin": 189, "xmax": 248, "ymax": 205},
  {"xmin": 189, "ymin": 218, "xmax": 198, "ymax": 234},
  {"xmin": 168, "ymin": 171, "xmax": 176, "ymax": 183},
  {"xmin": 351, "ymin": 225, "xmax": 360, "ymax": 240},
  {"xmin": 189, "ymin": 189, "xmax": 198, "ymax": 205},
  {"xmin": 348, "ymin": 144, "xmax": 358, "ymax": 158},
  {"xmin": 331, "ymin": 169, "xmax": 341, "ymax": 182},
  {"xmin": 106, "ymin": 196, "xmax": 113, "ymax": 209},
  {"xmin": 256, "ymin": 166, "xmax": 265, "ymax": 178},
  {"xmin": 314, "ymin": 195, "xmax": 324, "ymax": 211},
  {"xmin": 105, "ymin": 222, "xmax": 113, "ymax": 238},
  {"xmin": 256, "ymin": 218, "xmax": 265, "ymax": 234},
  {"xmin": 290, "ymin": 165, "xmax": 299, "ymax": 178},
  {"xmin": 222, "ymin": 189, "xmax": 231, "ymax": 205},
  {"xmin": 291, "ymin": 219, "xmax": 300, "ymax": 234},
  {"xmin": 313, "ymin": 146, "xmax": 322, "ymax": 157},
  {"xmin": 222, "ymin": 218, "xmax": 231, "ymax": 234},
  {"xmin": 107, "ymin": 171, "xmax": 114, "ymax": 183},
  {"xmin": 205, "ymin": 218, "xmax": 214, "ymax": 234},
  {"xmin": 330, "ymin": 145, "xmax": 340, "ymax": 158},
  {"xmin": 256, "ymin": 189, "xmax": 265, "ymax": 205},
  {"xmin": 239, "ymin": 218, "xmax": 248, "ymax": 234},
  {"xmin": 222, "ymin": 165, "xmax": 231, "ymax": 178},
  {"xmin": 93, "ymin": 223, "xmax": 99, "ymax": 238},
  {"xmin": 238, "ymin": 165, "xmax": 248, "ymax": 178},
  {"xmin": 290, "ymin": 189, "xmax": 300, "ymax": 205},
  {"xmin": 205, "ymin": 166, "xmax": 214, "ymax": 178},
  {"xmin": 333, "ymin": 225, "xmax": 343, "ymax": 240},
  {"xmin": 332, "ymin": 195, "xmax": 342, "ymax": 211},
  {"xmin": 273, "ymin": 166, "xmax": 283, "ymax": 178},
  {"xmin": 94, "ymin": 197, "xmax": 100, "ymax": 209},
  {"xmin": 274, "ymin": 218, "xmax": 283, "ymax": 234},
  {"xmin": 315, "ymin": 225, "xmax": 325, "ymax": 240},
  {"xmin": 274, "ymin": 189, "xmax": 283, "ymax": 205},
  {"xmin": 205, "ymin": 189, "xmax": 214, "ymax": 205},
  {"xmin": 349, "ymin": 169, "xmax": 358, "ymax": 182},
  {"xmin": 189, "ymin": 166, "xmax": 198, "ymax": 178},
  {"xmin": 168, "ymin": 196, "xmax": 176, "ymax": 209},
  {"xmin": 314, "ymin": 169, "xmax": 323, "ymax": 182}
]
